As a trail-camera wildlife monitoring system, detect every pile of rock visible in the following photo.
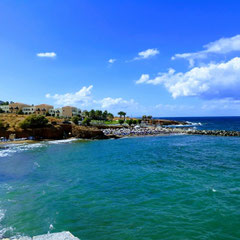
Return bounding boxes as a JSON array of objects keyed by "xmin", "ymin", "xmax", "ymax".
[
  {"xmin": 102, "ymin": 126, "xmax": 240, "ymax": 138},
  {"xmin": 102, "ymin": 127, "xmax": 167, "ymax": 137}
]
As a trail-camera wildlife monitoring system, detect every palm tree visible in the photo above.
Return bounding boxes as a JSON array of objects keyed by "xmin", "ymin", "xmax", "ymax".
[
  {"xmin": 118, "ymin": 111, "xmax": 126, "ymax": 120},
  {"xmin": 122, "ymin": 112, "xmax": 126, "ymax": 121},
  {"xmin": 118, "ymin": 111, "xmax": 123, "ymax": 119}
]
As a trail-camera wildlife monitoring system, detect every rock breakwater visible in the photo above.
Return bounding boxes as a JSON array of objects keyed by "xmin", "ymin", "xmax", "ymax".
[{"xmin": 102, "ymin": 127, "xmax": 240, "ymax": 138}]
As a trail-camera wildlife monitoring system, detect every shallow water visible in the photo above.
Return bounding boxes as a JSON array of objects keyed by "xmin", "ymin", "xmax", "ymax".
[{"xmin": 0, "ymin": 119, "xmax": 240, "ymax": 239}]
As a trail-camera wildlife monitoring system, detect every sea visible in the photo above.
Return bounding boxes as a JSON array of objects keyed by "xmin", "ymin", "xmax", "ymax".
[{"xmin": 0, "ymin": 117, "xmax": 240, "ymax": 240}]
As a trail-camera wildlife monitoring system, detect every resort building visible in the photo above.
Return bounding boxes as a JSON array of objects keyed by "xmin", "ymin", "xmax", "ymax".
[
  {"xmin": 9, "ymin": 102, "xmax": 31, "ymax": 113},
  {"xmin": 0, "ymin": 102, "xmax": 82, "ymax": 118},
  {"xmin": 0, "ymin": 105, "xmax": 10, "ymax": 113},
  {"xmin": 22, "ymin": 106, "xmax": 36, "ymax": 115},
  {"xmin": 49, "ymin": 108, "xmax": 62, "ymax": 117},
  {"xmin": 35, "ymin": 104, "xmax": 54, "ymax": 115},
  {"xmin": 62, "ymin": 106, "xmax": 81, "ymax": 118}
]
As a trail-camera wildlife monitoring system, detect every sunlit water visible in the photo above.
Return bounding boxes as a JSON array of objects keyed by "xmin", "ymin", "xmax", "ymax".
[{"xmin": 0, "ymin": 117, "xmax": 240, "ymax": 240}]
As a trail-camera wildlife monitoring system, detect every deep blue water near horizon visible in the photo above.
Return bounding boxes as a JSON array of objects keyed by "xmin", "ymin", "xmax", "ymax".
[
  {"xmin": 0, "ymin": 117, "xmax": 240, "ymax": 240},
  {"xmin": 160, "ymin": 116, "xmax": 240, "ymax": 131}
]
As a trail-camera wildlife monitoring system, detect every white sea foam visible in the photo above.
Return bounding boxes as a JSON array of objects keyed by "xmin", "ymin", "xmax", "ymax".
[
  {"xmin": 48, "ymin": 138, "xmax": 78, "ymax": 144},
  {"xmin": 0, "ymin": 143, "xmax": 45, "ymax": 158},
  {"xmin": 186, "ymin": 121, "xmax": 202, "ymax": 126},
  {"xmin": 0, "ymin": 209, "xmax": 5, "ymax": 222},
  {"xmin": 0, "ymin": 138, "xmax": 79, "ymax": 158}
]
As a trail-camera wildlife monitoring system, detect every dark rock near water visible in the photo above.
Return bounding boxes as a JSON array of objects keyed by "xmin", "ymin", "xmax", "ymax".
[{"xmin": 72, "ymin": 125, "xmax": 109, "ymax": 139}]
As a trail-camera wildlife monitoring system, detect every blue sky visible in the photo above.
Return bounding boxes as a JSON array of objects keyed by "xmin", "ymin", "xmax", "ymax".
[{"xmin": 1, "ymin": 0, "xmax": 240, "ymax": 117}]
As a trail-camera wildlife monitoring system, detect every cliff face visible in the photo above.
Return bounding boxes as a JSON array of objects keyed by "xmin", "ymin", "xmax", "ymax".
[
  {"xmin": 0, "ymin": 124, "xmax": 72, "ymax": 140},
  {"xmin": 0, "ymin": 124, "xmax": 108, "ymax": 140},
  {"xmin": 72, "ymin": 125, "xmax": 108, "ymax": 139}
]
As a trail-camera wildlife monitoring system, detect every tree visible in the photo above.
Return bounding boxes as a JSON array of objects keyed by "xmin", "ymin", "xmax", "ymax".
[
  {"xmin": 82, "ymin": 117, "xmax": 91, "ymax": 126},
  {"xmin": 0, "ymin": 108, "xmax": 4, "ymax": 113},
  {"xmin": 122, "ymin": 112, "xmax": 126, "ymax": 121},
  {"xmin": 102, "ymin": 110, "xmax": 108, "ymax": 121},
  {"xmin": 82, "ymin": 110, "xmax": 89, "ymax": 117},
  {"xmin": 118, "ymin": 119, "xmax": 124, "ymax": 125},
  {"xmin": 19, "ymin": 115, "xmax": 49, "ymax": 129},
  {"xmin": 137, "ymin": 119, "xmax": 142, "ymax": 124},
  {"xmin": 72, "ymin": 116, "xmax": 81, "ymax": 125},
  {"xmin": 118, "ymin": 111, "xmax": 126, "ymax": 120},
  {"xmin": 132, "ymin": 120, "xmax": 137, "ymax": 125},
  {"xmin": 107, "ymin": 113, "xmax": 114, "ymax": 121},
  {"xmin": 89, "ymin": 109, "xmax": 96, "ymax": 119},
  {"xmin": 0, "ymin": 101, "xmax": 9, "ymax": 105},
  {"xmin": 17, "ymin": 110, "xmax": 24, "ymax": 115},
  {"xmin": 126, "ymin": 119, "xmax": 133, "ymax": 126},
  {"xmin": 95, "ymin": 110, "xmax": 103, "ymax": 120}
]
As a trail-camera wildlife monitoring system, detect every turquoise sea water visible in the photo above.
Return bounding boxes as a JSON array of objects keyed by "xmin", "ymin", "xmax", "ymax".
[{"xmin": 1, "ymin": 117, "xmax": 240, "ymax": 240}]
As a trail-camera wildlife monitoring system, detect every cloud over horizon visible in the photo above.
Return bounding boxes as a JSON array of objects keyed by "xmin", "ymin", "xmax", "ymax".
[
  {"xmin": 136, "ymin": 57, "xmax": 240, "ymax": 100},
  {"xmin": 46, "ymin": 85, "xmax": 93, "ymax": 106},
  {"xmin": 45, "ymin": 86, "xmax": 138, "ymax": 113},
  {"xmin": 97, "ymin": 97, "xmax": 137, "ymax": 109}
]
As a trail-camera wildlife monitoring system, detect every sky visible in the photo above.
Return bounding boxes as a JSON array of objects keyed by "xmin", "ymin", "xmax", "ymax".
[{"xmin": 1, "ymin": 0, "xmax": 240, "ymax": 117}]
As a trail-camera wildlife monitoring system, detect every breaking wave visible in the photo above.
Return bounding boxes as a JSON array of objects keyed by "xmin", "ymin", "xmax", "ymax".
[{"xmin": 0, "ymin": 143, "xmax": 45, "ymax": 158}]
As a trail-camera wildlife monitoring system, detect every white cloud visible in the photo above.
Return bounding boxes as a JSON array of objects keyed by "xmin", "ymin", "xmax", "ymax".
[
  {"xmin": 136, "ymin": 57, "xmax": 240, "ymax": 100},
  {"xmin": 97, "ymin": 97, "xmax": 137, "ymax": 109},
  {"xmin": 201, "ymin": 98, "xmax": 240, "ymax": 111},
  {"xmin": 155, "ymin": 104, "xmax": 194, "ymax": 111},
  {"xmin": 46, "ymin": 85, "xmax": 93, "ymax": 106},
  {"xmin": 134, "ymin": 48, "xmax": 159, "ymax": 60},
  {"xmin": 172, "ymin": 35, "xmax": 240, "ymax": 66},
  {"xmin": 108, "ymin": 58, "xmax": 116, "ymax": 63},
  {"xmin": 37, "ymin": 52, "xmax": 56, "ymax": 58}
]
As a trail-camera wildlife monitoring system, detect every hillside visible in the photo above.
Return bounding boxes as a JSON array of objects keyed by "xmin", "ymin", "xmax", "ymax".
[{"xmin": 0, "ymin": 114, "xmax": 65, "ymax": 131}]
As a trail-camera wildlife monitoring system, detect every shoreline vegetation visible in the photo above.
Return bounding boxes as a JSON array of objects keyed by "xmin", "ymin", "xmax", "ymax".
[{"xmin": 1, "ymin": 111, "xmax": 240, "ymax": 146}]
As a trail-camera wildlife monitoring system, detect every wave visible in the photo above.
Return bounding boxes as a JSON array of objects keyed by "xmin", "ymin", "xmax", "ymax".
[
  {"xmin": 0, "ymin": 139, "xmax": 79, "ymax": 158},
  {"xmin": 186, "ymin": 121, "xmax": 202, "ymax": 126},
  {"xmin": 0, "ymin": 143, "xmax": 46, "ymax": 158},
  {"xmin": 47, "ymin": 138, "xmax": 78, "ymax": 144},
  {"xmin": 0, "ymin": 209, "xmax": 12, "ymax": 239}
]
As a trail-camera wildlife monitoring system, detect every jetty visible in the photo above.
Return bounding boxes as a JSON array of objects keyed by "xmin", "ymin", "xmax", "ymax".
[{"xmin": 102, "ymin": 126, "xmax": 240, "ymax": 138}]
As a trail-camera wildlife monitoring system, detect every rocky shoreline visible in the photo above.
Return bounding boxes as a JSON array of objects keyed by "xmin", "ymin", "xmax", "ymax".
[
  {"xmin": 102, "ymin": 127, "xmax": 240, "ymax": 138},
  {"xmin": 1, "ymin": 119, "xmax": 240, "ymax": 144}
]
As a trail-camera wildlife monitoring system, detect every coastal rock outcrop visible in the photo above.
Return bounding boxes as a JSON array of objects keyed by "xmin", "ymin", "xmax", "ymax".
[
  {"xmin": 0, "ymin": 124, "xmax": 72, "ymax": 140},
  {"xmin": 72, "ymin": 125, "xmax": 108, "ymax": 139}
]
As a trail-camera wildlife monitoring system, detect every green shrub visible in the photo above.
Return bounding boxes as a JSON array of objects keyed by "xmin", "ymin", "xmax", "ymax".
[
  {"xmin": 126, "ymin": 119, "xmax": 133, "ymax": 125},
  {"xmin": 19, "ymin": 115, "xmax": 49, "ymax": 129},
  {"xmin": 118, "ymin": 119, "xmax": 124, "ymax": 125},
  {"xmin": 17, "ymin": 109, "xmax": 24, "ymax": 115},
  {"xmin": 82, "ymin": 117, "xmax": 91, "ymax": 126},
  {"xmin": 72, "ymin": 116, "xmax": 81, "ymax": 125}
]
